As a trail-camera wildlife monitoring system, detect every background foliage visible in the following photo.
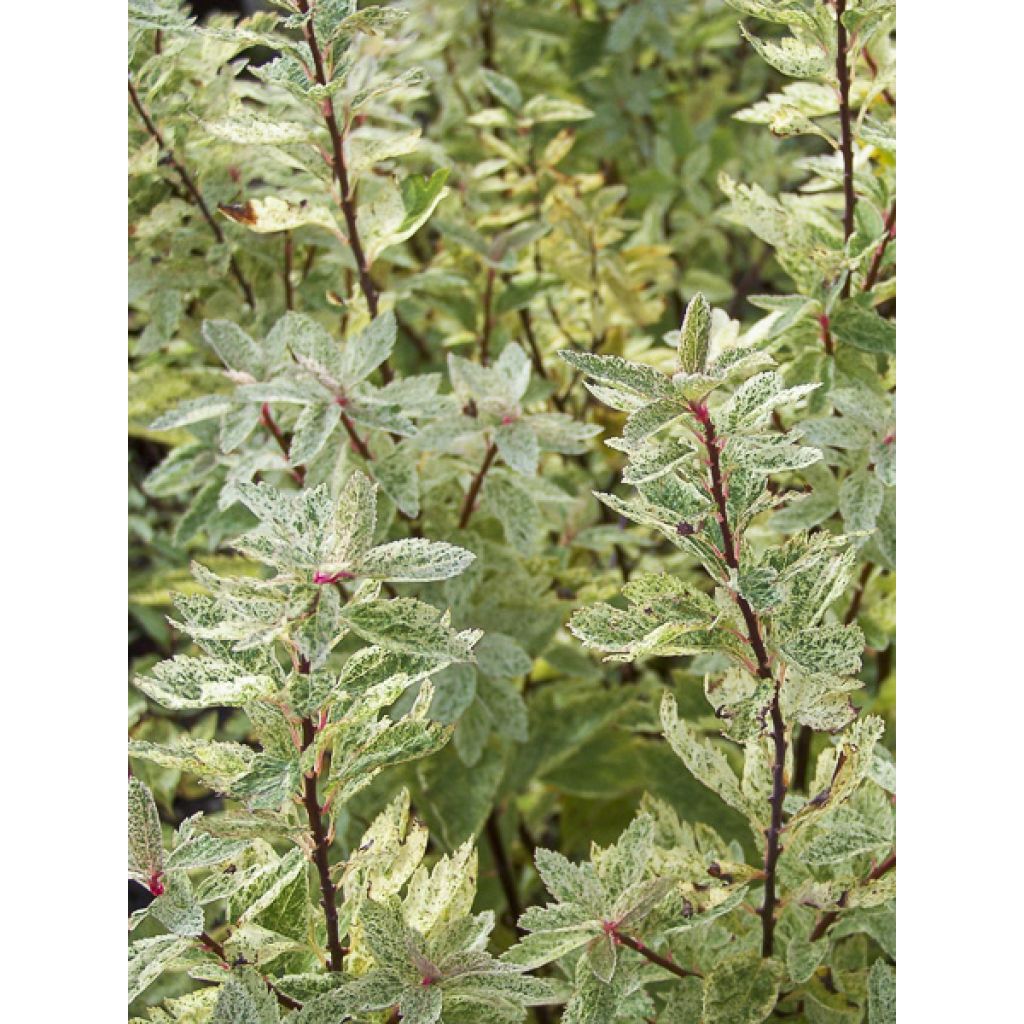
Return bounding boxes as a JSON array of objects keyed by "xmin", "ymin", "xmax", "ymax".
[{"xmin": 129, "ymin": 1, "xmax": 895, "ymax": 1021}]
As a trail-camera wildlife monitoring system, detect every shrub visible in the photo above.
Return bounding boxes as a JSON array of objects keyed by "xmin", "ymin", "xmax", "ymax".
[{"xmin": 129, "ymin": 2, "xmax": 895, "ymax": 1021}]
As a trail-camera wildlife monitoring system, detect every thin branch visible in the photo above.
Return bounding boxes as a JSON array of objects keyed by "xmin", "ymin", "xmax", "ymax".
[
  {"xmin": 844, "ymin": 562, "xmax": 873, "ymax": 625},
  {"xmin": 614, "ymin": 930, "xmax": 703, "ymax": 980},
  {"xmin": 862, "ymin": 203, "xmax": 896, "ymax": 293},
  {"xmin": 835, "ymin": 0, "xmax": 857, "ymax": 297},
  {"xmin": 484, "ymin": 809, "xmax": 523, "ymax": 930},
  {"xmin": 337, "ymin": 403, "xmax": 374, "ymax": 461},
  {"xmin": 480, "ymin": 267, "xmax": 496, "ymax": 365},
  {"xmin": 299, "ymin": 713, "xmax": 346, "ymax": 971},
  {"xmin": 283, "ymin": 231, "xmax": 295, "ymax": 311},
  {"xmin": 260, "ymin": 403, "xmax": 305, "ymax": 485},
  {"xmin": 808, "ymin": 851, "xmax": 895, "ymax": 943},
  {"xmin": 295, "ymin": 1, "xmax": 392, "ymax": 381},
  {"xmin": 127, "ymin": 79, "xmax": 255, "ymax": 309},
  {"xmin": 458, "ymin": 442, "xmax": 498, "ymax": 528},
  {"xmin": 694, "ymin": 404, "xmax": 786, "ymax": 957}
]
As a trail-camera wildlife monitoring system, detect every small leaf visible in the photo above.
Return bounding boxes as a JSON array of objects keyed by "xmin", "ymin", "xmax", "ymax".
[{"xmin": 678, "ymin": 292, "xmax": 712, "ymax": 374}]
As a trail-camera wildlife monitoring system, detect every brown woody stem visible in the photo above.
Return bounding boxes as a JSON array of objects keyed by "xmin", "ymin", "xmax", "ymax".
[
  {"xmin": 299, "ymin": 713, "xmax": 346, "ymax": 971},
  {"xmin": 835, "ymin": 0, "xmax": 857, "ymax": 297}
]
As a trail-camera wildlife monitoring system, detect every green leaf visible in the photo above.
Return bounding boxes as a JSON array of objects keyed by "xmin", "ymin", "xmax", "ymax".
[
  {"xmin": 703, "ymin": 952, "xmax": 785, "ymax": 1024},
  {"xmin": 480, "ymin": 68, "xmax": 523, "ymax": 110},
  {"xmin": 364, "ymin": 169, "xmax": 451, "ymax": 265},
  {"xmin": 868, "ymin": 960, "xmax": 896, "ymax": 1024},
  {"xmin": 342, "ymin": 312, "xmax": 397, "ymax": 386},
  {"xmin": 495, "ymin": 418, "xmax": 540, "ymax": 476},
  {"xmin": 290, "ymin": 404, "xmax": 339, "ymax": 466},
  {"xmin": 839, "ymin": 469, "xmax": 884, "ymax": 537},
  {"xmin": 831, "ymin": 301, "xmax": 896, "ymax": 355},
  {"xmin": 202, "ymin": 319, "xmax": 265, "ymax": 377},
  {"xmin": 678, "ymin": 292, "xmax": 712, "ymax": 374}
]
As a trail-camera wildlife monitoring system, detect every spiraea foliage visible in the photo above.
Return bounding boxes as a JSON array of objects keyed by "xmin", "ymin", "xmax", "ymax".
[{"xmin": 129, "ymin": 1, "xmax": 894, "ymax": 1021}]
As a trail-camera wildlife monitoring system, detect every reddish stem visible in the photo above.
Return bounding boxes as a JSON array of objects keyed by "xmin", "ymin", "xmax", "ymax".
[
  {"xmin": 295, "ymin": 1, "xmax": 392, "ymax": 381},
  {"xmin": 835, "ymin": 0, "xmax": 857, "ymax": 297},
  {"xmin": 695, "ymin": 407, "xmax": 786, "ymax": 957},
  {"xmin": 614, "ymin": 930, "xmax": 703, "ymax": 980},
  {"xmin": 862, "ymin": 203, "xmax": 896, "ymax": 292},
  {"xmin": 458, "ymin": 442, "xmax": 498, "ymax": 528}
]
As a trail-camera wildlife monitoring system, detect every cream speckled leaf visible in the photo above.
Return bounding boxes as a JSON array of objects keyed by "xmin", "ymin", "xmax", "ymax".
[
  {"xmin": 780, "ymin": 623, "xmax": 863, "ymax": 676},
  {"xmin": 868, "ymin": 960, "xmax": 896, "ymax": 1024},
  {"xmin": 340, "ymin": 598, "xmax": 480, "ymax": 661},
  {"xmin": 202, "ymin": 319, "xmax": 266, "ymax": 377},
  {"xmin": 727, "ymin": 434, "xmax": 822, "ymax": 474},
  {"xmin": 718, "ymin": 371, "xmax": 818, "ymax": 434},
  {"xmin": 341, "ymin": 312, "xmax": 396, "ymax": 386},
  {"xmin": 326, "ymin": 470, "xmax": 377, "ymax": 568},
  {"xmin": 149, "ymin": 394, "xmax": 235, "ymax": 431},
  {"xmin": 220, "ymin": 195, "xmax": 339, "ymax": 236},
  {"xmin": 495, "ymin": 418, "xmax": 540, "ymax": 476},
  {"xmin": 201, "ymin": 112, "xmax": 310, "ymax": 145},
  {"xmin": 482, "ymin": 472, "xmax": 541, "ymax": 554},
  {"xmin": 839, "ymin": 468, "xmax": 884, "ymax": 538},
  {"xmin": 235, "ymin": 848, "xmax": 307, "ymax": 927},
  {"xmin": 702, "ymin": 952, "xmax": 784, "ymax": 1024},
  {"xmin": 661, "ymin": 693, "xmax": 762, "ymax": 826},
  {"xmin": 136, "ymin": 655, "xmax": 279, "ymax": 710},
  {"xmin": 621, "ymin": 398, "xmax": 688, "ymax": 446},
  {"xmin": 128, "ymin": 777, "xmax": 164, "ymax": 888},
  {"xmin": 128, "ymin": 935, "xmax": 190, "ymax": 1004},
  {"xmin": 405, "ymin": 840, "xmax": 477, "ymax": 936},
  {"xmin": 289, "ymin": 403, "xmax": 339, "ymax": 466},
  {"xmin": 150, "ymin": 870, "xmax": 204, "ymax": 936},
  {"xmin": 801, "ymin": 821, "xmax": 890, "ymax": 867},
  {"xmin": 739, "ymin": 27, "xmax": 832, "ymax": 79},
  {"xmin": 353, "ymin": 538, "xmax": 475, "ymax": 582},
  {"xmin": 211, "ymin": 968, "xmax": 281, "ymax": 1024},
  {"xmin": 560, "ymin": 350, "xmax": 675, "ymax": 401},
  {"xmin": 129, "ymin": 737, "xmax": 256, "ymax": 790}
]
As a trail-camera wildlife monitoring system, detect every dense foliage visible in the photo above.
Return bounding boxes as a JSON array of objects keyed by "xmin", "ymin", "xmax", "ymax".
[{"xmin": 128, "ymin": 1, "xmax": 895, "ymax": 1021}]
